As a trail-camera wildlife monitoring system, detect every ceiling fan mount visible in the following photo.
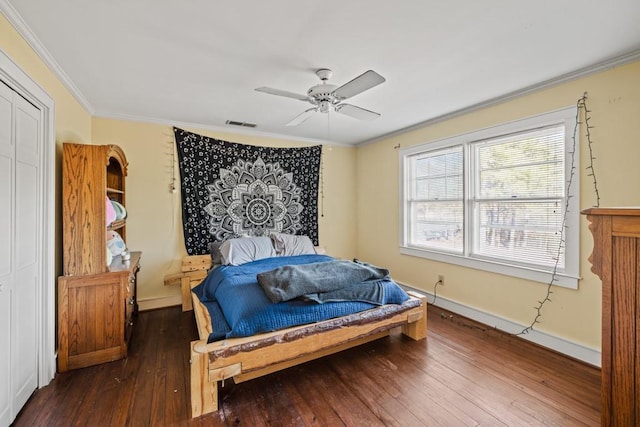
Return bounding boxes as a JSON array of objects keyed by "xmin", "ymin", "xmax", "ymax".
[
  {"xmin": 255, "ymin": 68, "xmax": 386, "ymax": 126},
  {"xmin": 315, "ymin": 68, "xmax": 333, "ymax": 81}
]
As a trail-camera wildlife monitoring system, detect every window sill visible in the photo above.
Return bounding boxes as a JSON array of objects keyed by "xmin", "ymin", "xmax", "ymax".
[{"xmin": 399, "ymin": 245, "xmax": 579, "ymax": 289}]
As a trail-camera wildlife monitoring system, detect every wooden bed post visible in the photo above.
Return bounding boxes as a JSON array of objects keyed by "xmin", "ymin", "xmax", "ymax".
[
  {"xmin": 401, "ymin": 291, "xmax": 427, "ymax": 340},
  {"xmin": 164, "ymin": 255, "xmax": 211, "ymax": 312},
  {"xmin": 190, "ymin": 340, "xmax": 218, "ymax": 418}
]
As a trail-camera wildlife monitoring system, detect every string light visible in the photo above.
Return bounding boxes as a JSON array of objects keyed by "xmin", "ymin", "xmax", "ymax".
[
  {"xmin": 320, "ymin": 150, "xmax": 325, "ymax": 218},
  {"xmin": 516, "ymin": 93, "xmax": 598, "ymax": 335},
  {"xmin": 580, "ymin": 94, "xmax": 600, "ymax": 207},
  {"xmin": 169, "ymin": 136, "xmax": 178, "ymax": 193},
  {"xmin": 320, "ymin": 110, "xmax": 332, "ymax": 218}
]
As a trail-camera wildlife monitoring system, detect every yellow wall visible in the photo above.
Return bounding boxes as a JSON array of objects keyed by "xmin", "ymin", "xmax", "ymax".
[
  {"xmin": 92, "ymin": 119, "xmax": 357, "ymax": 306},
  {"xmin": 356, "ymin": 60, "xmax": 640, "ymax": 350}
]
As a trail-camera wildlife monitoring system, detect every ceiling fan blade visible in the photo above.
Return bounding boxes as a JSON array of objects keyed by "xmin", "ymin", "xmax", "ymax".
[
  {"xmin": 255, "ymin": 87, "xmax": 310, "ymax": 102},
  {"xmin": 335, "ymin": 103, "xmax": 381, "ymax": 120},
  {"xmin": 333, "ymin": 70, "xmax": 385, "ymax": 100},
  {"xmin": 286, "ymin": 108, "xmax": 317, "ymax": 126}
]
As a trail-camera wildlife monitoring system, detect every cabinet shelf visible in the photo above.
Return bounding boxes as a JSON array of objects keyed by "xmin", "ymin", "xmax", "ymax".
[
  {"xmin": 108, "ymin": 219, "xmax": 126, "ymax": 231},
  {"xmin": 107, "ymin": 187, "xmax": 125, "ymax": 195}
]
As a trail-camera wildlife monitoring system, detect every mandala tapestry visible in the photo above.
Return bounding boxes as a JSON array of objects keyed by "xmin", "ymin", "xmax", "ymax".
[{"xmin": 174, "ymin": 127, "xmax": 322, "ymax": 255}]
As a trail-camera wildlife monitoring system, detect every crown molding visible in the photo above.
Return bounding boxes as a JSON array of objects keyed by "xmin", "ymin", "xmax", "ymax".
[{"xmin": 1, "ymin": 0, "xmax": 94, "ymax": 114}]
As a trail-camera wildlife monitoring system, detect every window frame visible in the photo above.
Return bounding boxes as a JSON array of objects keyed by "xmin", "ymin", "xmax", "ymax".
[{"xmin": 399, "ymin": 106, "xmax": 580, "ymax": 289}]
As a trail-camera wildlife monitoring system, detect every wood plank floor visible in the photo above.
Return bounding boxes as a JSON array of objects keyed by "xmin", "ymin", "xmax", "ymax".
[{"xmin": 14, "ymin": 305, "xmax": 600, "ymax": 426}]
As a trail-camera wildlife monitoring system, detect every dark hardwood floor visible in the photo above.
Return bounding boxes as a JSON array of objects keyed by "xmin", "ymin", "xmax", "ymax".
[{"xmin": 13, "ymin": 305, "xmax": 600, "ymax": 426}]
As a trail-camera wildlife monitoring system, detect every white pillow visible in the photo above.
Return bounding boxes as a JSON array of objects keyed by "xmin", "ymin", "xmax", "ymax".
[
  {"xmin": 219, "ymin": 236, "xmax": 276, "ymax": 266},
  {"xmin": 270, "ymin": 233, "xmax": 317, "ymax": 256}
]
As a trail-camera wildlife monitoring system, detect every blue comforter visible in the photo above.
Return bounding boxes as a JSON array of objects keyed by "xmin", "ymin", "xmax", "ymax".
[{"xmin": 193, "ymin": 254, "xmax": 409, "ymax": 342}]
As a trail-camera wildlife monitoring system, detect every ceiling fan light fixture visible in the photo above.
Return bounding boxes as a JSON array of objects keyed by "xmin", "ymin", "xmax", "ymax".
[{"xmin": 318, "ymin": 101, "xmax": 332, "ymax": 113}]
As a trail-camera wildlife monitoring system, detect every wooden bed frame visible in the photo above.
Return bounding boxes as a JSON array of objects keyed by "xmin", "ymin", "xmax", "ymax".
[{"xmin": 165, "ymin": 254, "xmax": 427, "ymax": 418}]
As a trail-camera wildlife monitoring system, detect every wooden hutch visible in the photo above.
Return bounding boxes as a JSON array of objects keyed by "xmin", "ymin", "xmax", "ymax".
[{"xmin": 57, "ymin": 143, "xmax": 141, "ymax": 371}]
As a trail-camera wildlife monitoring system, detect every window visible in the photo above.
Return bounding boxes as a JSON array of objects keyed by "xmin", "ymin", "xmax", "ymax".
[{"xmin": 400, "ymin": 107, "xmax": 579, "ymax": 288}]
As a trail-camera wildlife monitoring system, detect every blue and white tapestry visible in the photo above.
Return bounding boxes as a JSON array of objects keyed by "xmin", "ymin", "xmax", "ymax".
[{"xmin": 174, "ymin": 127, "xmax": 322, "ymax": 255}]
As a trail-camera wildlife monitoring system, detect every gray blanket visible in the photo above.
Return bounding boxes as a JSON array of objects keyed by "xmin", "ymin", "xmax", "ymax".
[
  {"xmin": 257, "ymin": 259, "xmax": 389, "ymax": 303},
  {"xmin": 302, "ymin": 279, "xmax": 386, "ymax": 305}
]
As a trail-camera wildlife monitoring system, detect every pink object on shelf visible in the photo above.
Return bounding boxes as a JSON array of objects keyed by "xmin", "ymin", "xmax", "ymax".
[{"xmin": 106, "ymin": 196, "xmax": 116, "ymax": 225}]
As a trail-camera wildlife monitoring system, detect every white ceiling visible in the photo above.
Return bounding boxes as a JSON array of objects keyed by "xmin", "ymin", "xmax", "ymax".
[{"xmin": 4, "ymin": 0, "xmax": 640, "ymax": 145}]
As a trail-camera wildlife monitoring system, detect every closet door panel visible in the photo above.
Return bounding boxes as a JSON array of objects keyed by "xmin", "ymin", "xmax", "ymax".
[
  {"xmin": 0, "ymin": 83, "xmax": 12, "ymax": 269},
  {"xmin": 0, "ymin": 78, "xmax": 14, "ymax": 427},
  {"xmin": 11, "ymin": 93, "xmax": 40, "ymax": 415},
  {"xmin": 12, "ymin": 161, "xmax": 38, "ymax": 409},
  {"xmin": 0, "ymin": 153, "xmax": 12, "ymax": 269}
]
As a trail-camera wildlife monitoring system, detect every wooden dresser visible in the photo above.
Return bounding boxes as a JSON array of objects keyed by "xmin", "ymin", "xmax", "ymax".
[
  {"xmin": 57, "ymin": 143, "xmax": 141, "ymax": 371},
  {"xmin": 583, "ymin": 208, "xmax": 640, "ymax": 426}
]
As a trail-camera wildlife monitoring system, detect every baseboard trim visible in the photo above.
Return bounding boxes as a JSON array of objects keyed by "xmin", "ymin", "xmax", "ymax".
[
  {"xmin": 138, "ymin": 295, "xmax": 182, "ymax": 312},
  {"xmin": 402, "ymin": 285, "xmax": 601, "ymax": 367}
]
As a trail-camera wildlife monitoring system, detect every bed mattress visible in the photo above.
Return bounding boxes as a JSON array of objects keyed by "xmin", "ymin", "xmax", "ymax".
[{"xmin": 192, "ymin": 254, "xmax": 410, "ymax": 342}]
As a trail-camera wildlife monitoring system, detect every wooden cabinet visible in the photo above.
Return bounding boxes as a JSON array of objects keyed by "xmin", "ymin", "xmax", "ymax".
[
  {"xmin": 57, "ymin": 253, "xmax": 140, "ymax": 371},
  {"xmin": 58, "ymin": 143, "xmax": 141, "ymax": 371},
  {"xmin": 583, "ymin": 208, "xmax": 640, "ymax": 426}
]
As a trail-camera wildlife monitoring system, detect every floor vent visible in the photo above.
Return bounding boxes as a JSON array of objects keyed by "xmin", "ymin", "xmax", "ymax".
[{"xmin": 225, "ymin": 120, "xmax": 257, "ymax": 128}]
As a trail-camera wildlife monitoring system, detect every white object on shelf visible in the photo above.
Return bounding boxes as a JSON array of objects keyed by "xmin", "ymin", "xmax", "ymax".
[{"xmin": 107, "ymin": 230, "xmax": 126, "ymax": 255}]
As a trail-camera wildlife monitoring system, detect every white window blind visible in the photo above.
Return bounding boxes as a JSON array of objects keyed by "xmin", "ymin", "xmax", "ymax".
[
  {"xmin": 471, "ymin": 125, "xmax": 565, "ymax": 269},
  {"xmin": 407, "ymin": 146, "xmax": 463, "ymax": 253}
]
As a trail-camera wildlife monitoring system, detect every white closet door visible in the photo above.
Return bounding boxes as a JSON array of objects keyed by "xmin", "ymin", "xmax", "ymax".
[
  {"xmin": 12, "ymin": 91, "xmax": 40, "ymax": 416},
  {"xmin": 0, "ymin": 80, "xmax": 41, "ymax": 426},
  {"xmin": 0, "ymin": 80, "xmax": 14, "ymax": 427}
]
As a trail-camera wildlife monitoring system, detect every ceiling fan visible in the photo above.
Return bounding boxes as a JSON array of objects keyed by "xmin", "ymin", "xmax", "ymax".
[{"xmin": 255, "ymin": 68, "xmax": 386, "ymax": 126}]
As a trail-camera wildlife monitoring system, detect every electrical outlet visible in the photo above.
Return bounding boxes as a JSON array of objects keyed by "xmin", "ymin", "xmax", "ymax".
[{"xmin": 438, "ymin": 274, "xmax": 445, "ymax": 286}]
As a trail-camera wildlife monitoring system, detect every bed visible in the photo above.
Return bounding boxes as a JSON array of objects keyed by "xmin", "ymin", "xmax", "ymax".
[{"xmin": 165, "ymin": 238, "xmax": 427, "ymax": 418}]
